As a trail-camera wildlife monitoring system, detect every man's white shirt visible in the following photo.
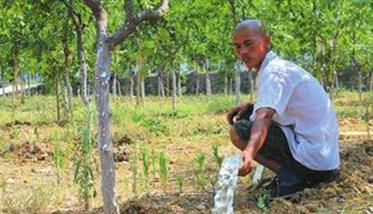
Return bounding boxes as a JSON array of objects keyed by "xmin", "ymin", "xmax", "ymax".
[{"xmin": 250, "ymin": 51, "xmax": 340, "ymax": 171}]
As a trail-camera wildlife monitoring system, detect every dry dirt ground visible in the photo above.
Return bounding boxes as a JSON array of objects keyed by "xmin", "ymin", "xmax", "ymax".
[
  {"xmin": 67, "ymin": 140, "xmax": 372, "ymax": 214},
  {"xmin": 0, "ymin": 117, "xmax": 372, "ymax": 214}
]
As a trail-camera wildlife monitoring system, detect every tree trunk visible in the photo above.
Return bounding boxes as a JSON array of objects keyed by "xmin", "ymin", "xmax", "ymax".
[
  {"xmin": 333, "ymin": 71, "xmax": 339, "ymax": 90},
  {"xmin": 248, "ymin": 70, "xmax": 254, "ymax": 103},
  {"xmin": 177, "ymin": 72, "xmax": 182, "ymax": 97},
  {"xmin": 229, "ymin": 77, "xmax": 233, "ymax": 95},
  {"xmin": 76, "ymin": 28, "xmax": 90, "ymax": 108},
  {"xmin": 56, "ymin": 77, "xmax": 61, "ymax": 122},
  {"xmin": 157, "ymin": 69, "xmax": 165, "ymax": 97},
  {"xmin": 117, "ymin": 79, "xmax": 122, "ymax": 96},
  {"xmin": 136, "ymin": 73, "xmax": 141, "ymax": 105},
  {"xmin": 205, "ymin": 72, "xmax": 211, "ymax": 96},
  {"xmin": 94, "ymin": 20, "xmax": 119, "ymax": 214},
  {"xmin": 27, "ymin": 74, "xmax": 31, "ymax": 95},
  {"xmin": 141, "ymin": 76, "xmax": 145, "ymax": 100},
  {"xmin": 0, "ymin": 69, "xmax": 4, "ymax": 97},
  {"xmin": 358, "ymin": 66, "xmax": 363, "ymax": 103},
  {"xmin": 12, "ymin": 50, "xmax": 20, "ymax": 108},
  {"xmin": 112, "ymin": 74, "xmax": 117, "ymax": 97},
  {"xmin": 63, "ymin": 41, "xmax": 73, "ymax": 121},
  {"xmin": 369, "ymin": 71, "xmax": 373, "ymax": 92},
  {"xmin": 171, "ymin": 70, "xmax": 177, "ymax": 111},
  {"xmin": 129, "ymin": 71, "xmax": 134, "ymax": 97},
  {"xmin": 235, "ymin": 61, "xmax": 241, "ymax": 105},
  {"xmin": 166, "ymin": 73, "xmax": 170, "ymax": 97},
  {"xmin": 224, "ymin": 74, "xmax": 228, "ymax": 95},
  {"xmin": 195, "ymin": 73, "xmax": 200, "ymax": 95}
]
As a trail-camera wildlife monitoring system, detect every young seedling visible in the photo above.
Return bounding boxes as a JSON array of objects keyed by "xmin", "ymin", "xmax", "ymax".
[
  {"xmin": 175, "ymin": 173, "xmax": 185, "ymax": 194},
  {"xmin": 212, "ymin": 143, "xmax": 223, "ymax": 167},
  {"xmin": 159, "ymin": 151, "xmax": 168, "ymax": 192},
  {"xmin": 141, "ymin": 148, "xmax": 150, "ymax": 187},
  {"xmin": 73, "ymin": 109, "xmax": 95, "ymax": 210},
  {"xmin": 53, "ymin": 142, "xmax": 63, "ymax": 184},
  {"xmin": 151, "ymin": 150, "xmax": 157, "ymax": 178},
  {"xmin": 130, "ymin": 143, "xmax": 139, "ymax": 195},
  {"xmin": 194, "ymin": 153, "xmax": 208, "ymax": 192}
]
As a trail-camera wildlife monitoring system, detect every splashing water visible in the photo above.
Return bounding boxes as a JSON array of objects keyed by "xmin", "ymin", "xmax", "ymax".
[{"xmin": 212, "ymin": 155, "xmax": 241, "ymax": 214}]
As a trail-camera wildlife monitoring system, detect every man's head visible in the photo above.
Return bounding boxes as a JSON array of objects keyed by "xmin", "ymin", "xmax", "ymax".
[{"xmin": 232, "ymin": 19, "xmax": 270, "ymax": 71}]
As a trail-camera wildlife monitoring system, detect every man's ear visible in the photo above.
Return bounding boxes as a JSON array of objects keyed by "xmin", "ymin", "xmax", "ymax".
[{"xmin": 264, "ymin": 35, "xmax": 271, "ymax": 50}]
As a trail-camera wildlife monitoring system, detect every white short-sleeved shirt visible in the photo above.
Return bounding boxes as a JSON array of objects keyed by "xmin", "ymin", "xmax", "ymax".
[{"xmin": 250, "ymin": 51, "xmax": 340, "ymax": 171}]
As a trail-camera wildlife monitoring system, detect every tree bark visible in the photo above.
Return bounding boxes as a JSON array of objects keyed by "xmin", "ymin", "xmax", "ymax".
[
  {"xmin": 55, "ymin": 76, "xmax": 61, "ymax": 123},
  {"xmin": 76, "ymin": 29, "xmax": 90, "ymax": 107},
  {"xmin": 82, "ymin": 0, "xmax": 169, "ymax": 213},
  {"xmin": 333, "ymin": 71, "xmax": 339, "ymax": 89},
  {"xmin": 129, "ymin": 70, "xmax": 134, "ymax": 97},
  {"xmin": 12, "ymin": 50, "xmax": 20, "ymax": 108},
  {"xmin": 117, "ymin": 79, "xmax": 122, "ymax": 96},
  {"xmin": 205, "ymin": 72, "xmax": 211, "ymax": 96},
  {"xmin": 112, "ymin": 74, "xmax": 117, "ymax": 97},
  {"xmin": 140, "ymin": 76, "xmax": 145, "ymax": 100},
  {"xmin": 136, "ymin": 73, "xmax": 141, "ymax": 105},
  {"xmin": 235, "ymin": 60, "xmax": 241, "ymax": 105},
  {"xmin": 224, "ymin": 74, "xmax": 228, "ymax": 95},
  {"xmin": 249, "ymin": 69, "xmax": 255, "ymax": 103},
  {"xmin": 177, "ymin": 72, "xmax": 182, "ymax": 97},
  {"xmin": 157, "ymin": 69, "xmax": 165, "ymax": 97},
  {"xmin": 172, "ymin": 70, "xmax": 177, "ymax": 111},
  {"xmin": 369, "ymin": 71, "xmax": 373, "ymax": 91},
  {"xmin": 93, "ymin": 14, "xmax": 119, "ymax": 214},
  {"xmin": 63, "ymin": 39, "xmax": 73, "ymax": 121},
  {"xmin": 195, "ymin": 73, "xmax": 200, "ymax": 95}
]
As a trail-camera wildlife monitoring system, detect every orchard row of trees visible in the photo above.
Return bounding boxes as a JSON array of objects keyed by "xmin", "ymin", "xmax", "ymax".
[{"xmin": 1, "ymin": 0, "xmax": 372, "ymax": 213}]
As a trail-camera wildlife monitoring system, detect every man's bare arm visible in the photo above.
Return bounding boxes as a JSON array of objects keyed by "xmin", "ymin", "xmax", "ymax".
[{"xmin": 238, "ymin": 107, "xmax": 275, "ymax": 176}]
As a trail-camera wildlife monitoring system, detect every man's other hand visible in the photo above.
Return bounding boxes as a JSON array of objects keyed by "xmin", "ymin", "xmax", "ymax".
[{"xmin": 227, "ymin": 103, "xmax": 253, "ymax": 125}]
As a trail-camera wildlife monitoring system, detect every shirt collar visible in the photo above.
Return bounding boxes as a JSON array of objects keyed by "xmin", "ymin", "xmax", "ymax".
[{"xmin": 258, "ymin": 51, "xmax": 277, "ymax": 74}]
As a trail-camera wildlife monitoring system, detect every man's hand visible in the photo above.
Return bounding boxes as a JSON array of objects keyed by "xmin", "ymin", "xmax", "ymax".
[
  {"xmin": 238, "ymin": 151, "xmax": 253, "ymax": 176},
  {"xmin": 227, "ymin": 103, "xmax": 253, "ymax": 125}
]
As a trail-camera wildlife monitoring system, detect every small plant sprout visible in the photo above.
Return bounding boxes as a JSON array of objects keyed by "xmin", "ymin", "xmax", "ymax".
[
  {"xmin": 130, "ymin": 142, "xmax": 139, "ymax": 195},
  {"xmin": 212, "ymin": 143, "xmax": 223, "ymax": 167},
  {"xmin": 175, "ymin": 173, "xmax": 185, "ymax": 194},
  {"xmin": 159, "ymin": 151, "xmax": 168, "ymax": 192},
  {"xmin": 73, "ymin": 116, "xmax": 95, "ymax": 210},
  {"xmin": 53, "ymin": 141, "xmax": 64, "ymax": 184},
  {"xmin": 151, "ymin": 150, "xmax": 157, "ymax": 178},
  {"xmin": 194, "ymin": 153, "xmax": 208, "ymax": 192},
  {"xmin": 141, "ymin": 148, "xmax": 150, "ymax": 186}
]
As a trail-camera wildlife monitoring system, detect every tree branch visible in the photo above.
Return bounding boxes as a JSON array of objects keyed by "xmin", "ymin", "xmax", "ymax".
[
  {"xmin": 82, "ymin": 0, "xmax": 101, "ymax": 18},
  {"xmin": 108, "ymin": 0, "xmax": 169, "ymax": 49},
  {"xmin": 125, "ymin": 0, "xmax": 134, "ymax": 20}
]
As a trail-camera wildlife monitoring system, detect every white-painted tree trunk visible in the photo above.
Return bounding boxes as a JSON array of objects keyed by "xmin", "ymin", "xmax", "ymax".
[
  {"xmin": 248, "ymin": 70, "xmax": 255, "ymax": 103},
  {"xmin": 235, "ymin": 61, "xmax": 241, "ymax": 105},
  {"xmin": 177, "ymin": 72, "xmax": 182, "ymax": 97},
  {"xmin": 333, "ymin": 71, "xmax": 339, "ymax": 89},
  {"xmin": 172, "ymin": 70, "xmax": 177, "ymax": 111},
  {"xmin": 196, "ymin": 73, "xmax": 200, "ymax": 95},
  {"xmin": 206, "ymin": 72, "xmax": 212, "ymax": 96},
  {"xmin": 94, "ymin": 36, "xmax": 119, "ymax": 214},
  {"xmin": 129, "ymin": 72, "xmax": 134, "ymax": 97},
  {"xmin": 141, "ymin": 76, "xmax": 145, "ymax": 99},
  {"xmin": 158, "ymin": 69, "xmax": 165, "ymax": 97},
  {"xmin": 117, "ymin": 79, "xmax": 122, "ymax": 97},
  {"xmin": 112, "ymin": 74, "xmax": 117, "ymax": 97},
  {"xmin": 224, "ymin": 75, "xmax": 228, "ymax": 95},
  {"xmin": 369, "ymin": 71, "xmax": 373, "ymax": 91}
]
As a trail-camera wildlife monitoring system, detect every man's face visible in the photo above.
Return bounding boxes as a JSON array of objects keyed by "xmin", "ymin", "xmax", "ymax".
[{"xmin": 232, "ymin": 28, "xmax": 270, "ymax": 70}]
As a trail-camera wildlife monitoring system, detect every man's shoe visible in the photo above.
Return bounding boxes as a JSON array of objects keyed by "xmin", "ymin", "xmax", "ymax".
[{"xmin": 266, "ymin": 167, "xmax": 308, "ymax": 199}]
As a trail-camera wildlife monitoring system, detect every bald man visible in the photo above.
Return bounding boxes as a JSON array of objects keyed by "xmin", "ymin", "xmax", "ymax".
[{"xmin": 228, "ymin": 19, "xmax": 340, "ymax": 198}]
